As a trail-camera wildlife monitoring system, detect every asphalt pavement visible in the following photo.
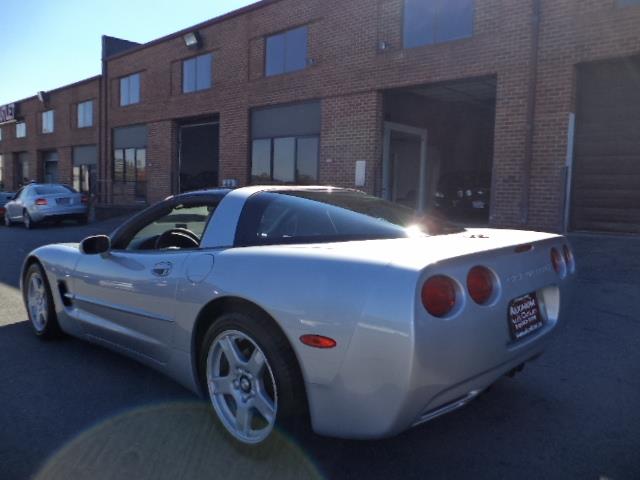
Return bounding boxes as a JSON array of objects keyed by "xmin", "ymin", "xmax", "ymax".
[{"xmin": 0, "ymin": 219, "xmax": 638, "ymax": 479}]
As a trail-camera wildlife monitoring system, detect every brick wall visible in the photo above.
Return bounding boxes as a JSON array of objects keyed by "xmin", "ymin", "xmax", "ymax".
[
  {"xmin": 0, "ymin": 77, "xmax": 100, "ymax": 190},
  {"xmin": 3, "ymin": 0, "xmax": 640, "ymax": 231}
]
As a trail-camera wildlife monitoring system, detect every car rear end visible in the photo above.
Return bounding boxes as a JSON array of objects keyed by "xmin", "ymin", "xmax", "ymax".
[
  {"xmin": 307, "ymin": 231, "xmax": 574, "ymax": 439},
  {"xmin": 27, "ymin": 185, "xmax": 88, "ymax": 223},
  {"xmin": 400, "ymin": 233, "xmax": 575, "ymax": 432},
  {"xmin": 0, "ymin": 192, "xmax": 13, "ymax": 220}
]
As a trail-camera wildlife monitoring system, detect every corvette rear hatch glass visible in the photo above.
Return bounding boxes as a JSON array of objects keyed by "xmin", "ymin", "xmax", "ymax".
[{"xmin": 235, "ymin": 190, "xmax": 463, "ymax": 246}]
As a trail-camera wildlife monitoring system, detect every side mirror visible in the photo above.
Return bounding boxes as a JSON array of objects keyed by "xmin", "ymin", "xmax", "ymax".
[{"xmin": 80, "ymin": 235, "xmax": 111, "ymax": 255}]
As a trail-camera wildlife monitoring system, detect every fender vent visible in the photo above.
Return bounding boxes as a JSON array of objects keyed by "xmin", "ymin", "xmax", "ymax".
[{"xmin": 57, "ymin": 281, "xmax": 73, "ymax": 307}]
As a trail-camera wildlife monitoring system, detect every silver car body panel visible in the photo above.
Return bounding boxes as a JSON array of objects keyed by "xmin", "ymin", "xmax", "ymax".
[{"xmin": 22, "ymin": 186, "xmax": 574, "ymax": 439}]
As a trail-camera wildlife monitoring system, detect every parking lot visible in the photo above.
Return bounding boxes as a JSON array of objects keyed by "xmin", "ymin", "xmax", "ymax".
[{"xmin": 0, "ymin": 220, "xmax": 639, "ymax": 480}]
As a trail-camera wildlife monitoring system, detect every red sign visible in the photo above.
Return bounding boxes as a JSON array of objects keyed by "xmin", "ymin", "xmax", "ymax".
[{"xmin": 0, "ymin": 103, "xmax": 16, "ymax": 123}]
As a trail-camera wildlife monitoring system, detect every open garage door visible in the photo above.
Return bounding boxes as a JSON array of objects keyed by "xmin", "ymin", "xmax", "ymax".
[{"xmin": 571, "ymin": 57, "xmax": 640, "ymax": 233}]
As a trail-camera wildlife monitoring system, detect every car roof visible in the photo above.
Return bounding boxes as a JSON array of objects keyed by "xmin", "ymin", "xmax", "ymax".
[{"xmin": 169, "ymin": 185, "xmax": 354, "ymax": 202}]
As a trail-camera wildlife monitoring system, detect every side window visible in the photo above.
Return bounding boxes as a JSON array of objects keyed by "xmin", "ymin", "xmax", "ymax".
[
  {"xmin": 123, "ymin": 203, "xmax": 218, "ymax": 250},
  {"xmin": 14, "ymin": 187, "xmax": 25, "ymax": 200}
]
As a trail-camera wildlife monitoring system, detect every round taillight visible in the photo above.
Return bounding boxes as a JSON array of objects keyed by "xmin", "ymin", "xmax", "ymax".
[
  {"xmin": 563, "ymin": 245, "xmax": 574, "ymax": 272},
  {"xmin": 421, "ymin": 275, "xmax": 457, "ymax": 318},
  {"xmin": 467, "ymin": 266, "xmax": 494, "ymax": 305},
  {"xmin": 551, "ymin": 247, "xmax": 566, "ymax": 276}
]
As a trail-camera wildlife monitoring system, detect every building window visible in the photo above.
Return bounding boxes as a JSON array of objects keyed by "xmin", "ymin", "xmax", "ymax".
[
  {"xmin": 265, "ymin": 26, "xmax": 308, "ymax": 77},
  {"xmin": 617, "ymin": 0, "xmax": 640, "ymax": 6},
  {"xmin": 251, "ymin": 136, "xmax": 319, "ymax": 184},
  {"xmin": 404, "ymin": 0, "xmax": 474, "ymax": 48},
  {"xmin": 73, "ymin": 165, "xmax": 94, "ymax": 193},
  {"xmin": 78, "ymin": 101, "xmax": 93, "ymax": 128},
  {"xmin": 113, "ymin": 148, "xmax": 147, "ymax": 200},
  {"xmin": 16, "ymin": 122, "xmax": 26, "ymax": 138},
  {"xmin": 0, "ymin": 154, "xmax": 3, "ymax": 188},
  {"xmin": 42, "ymin": 110, "xmax": 54, "ymax": 134},
  {"xmin": 183, "ymin": 53, "xmax": 213, "ymax": 93},
  {"xmin": 120, "ymin": 73, "xmax": 141, "ymax": 106},
  {"xmin": 0, "ymin": 127, "xmax": 3, "ymax": 141}
]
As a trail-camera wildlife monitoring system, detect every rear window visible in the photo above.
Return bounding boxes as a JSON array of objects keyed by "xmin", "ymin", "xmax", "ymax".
[
  {"xmin": 33, "ymin": 185, "xmax": 75, "ymax": 195},
  {"xmin": 235, "ymin": 190, "xmax": 462, "ymax": 246}
]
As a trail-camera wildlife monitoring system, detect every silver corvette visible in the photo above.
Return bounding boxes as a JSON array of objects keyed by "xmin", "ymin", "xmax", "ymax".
[{"xmin": 21, "ymin": 186, "xmax": 574, "ymax": 444}]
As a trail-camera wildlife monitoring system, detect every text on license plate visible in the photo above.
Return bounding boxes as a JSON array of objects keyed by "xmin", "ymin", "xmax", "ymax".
[{"xmin": 508, "ymin": 292, "xmax": 543, "ymax": 340}]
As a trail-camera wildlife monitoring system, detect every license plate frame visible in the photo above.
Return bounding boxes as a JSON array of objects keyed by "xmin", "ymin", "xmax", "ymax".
[{"xmin": 508, "ymin": 292, "xmax": 543, "ymax": 340}]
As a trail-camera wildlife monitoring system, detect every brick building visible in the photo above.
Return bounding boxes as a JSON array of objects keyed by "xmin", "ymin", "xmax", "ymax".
[{"xmin": 1, "ymin": 0, "xmax": 640, "ymax": 233}]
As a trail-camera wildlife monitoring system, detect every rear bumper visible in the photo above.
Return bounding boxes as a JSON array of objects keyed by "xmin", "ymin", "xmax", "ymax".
[
  {"xmin": 29, "ymin": 205, "xmax": 87, "ymax": 222},
  {"xmin": 306, "ymin": 278, "xmax": 574, "ymax": 440}
]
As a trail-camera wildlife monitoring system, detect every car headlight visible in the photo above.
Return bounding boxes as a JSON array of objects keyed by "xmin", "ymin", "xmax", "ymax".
[
  {"xmin": 435, "ymin": 191, "xmax": 445, "ymax": 199},
  {"xmin": 465, "ymin": 190, "xmax": 472, "ymax": 197}
]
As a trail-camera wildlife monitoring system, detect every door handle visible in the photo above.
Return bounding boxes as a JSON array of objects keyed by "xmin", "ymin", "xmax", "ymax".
[{"xmin": 152, "ymin": 261, "xmax": 173, "ymax": 277}]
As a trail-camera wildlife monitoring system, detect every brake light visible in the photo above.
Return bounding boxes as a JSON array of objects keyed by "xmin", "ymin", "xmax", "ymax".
[
  {"xmin": 563, "ymin": 245, "xmax": 574, "ymax": 272},
  {"xmin": 0, "ymin": 207, "xmax": 5, "ymax": 215},
  {"xmin": 300, "ymin": 334, "xmax": 337, "ymax": 349},
  {"xmin": 551, "ymin": 247, "xmax": 565, "ymax": 277},
  {"xmin": 421, "ymin": 275, "xmax": 457, "ymax": 317},
  {"xmin": 35, "ymin": 198, "xmax": 48, "ymax": 206},
  {"xmin": 81, "ymin": 195, "xmax": 89, "ymax": 204},
  {"xmin": 467, "ymin": 266, "xmax": 494, "ymax": 305}
]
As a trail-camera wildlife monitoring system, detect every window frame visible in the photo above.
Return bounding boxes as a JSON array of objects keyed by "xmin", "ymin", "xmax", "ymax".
[
  {"xmin": 77, "ymin": 100, "xmax": 94, "ymax": 128},
  {"xmin": 112, "ymin": 147, "xmax": 147, "ymax": 201},
  {"xmin": 402, "ymin": 0, "xmax": 475, "ymax": 49},
  {"xmin": 182, "ymin": 52, "xmax": 214, "ymax": 94},
  {"xmin": 41, "ymin": 110, "xmax": 55, "ymax": 134},
  {"xmin": 264, "ymin": 25, "xmax": 309, "ymax": 77},
  {"xmin": 16, "ymin": 122, "xmax": 27, "ymax": 138},
  {"xmin": 109, "ymin": 194, "xmax": 224, "ymax": 251},
  {"xmin": 120, "ymin": 72, "xmax": 141, "ymax": 107},
  {"xmin": 250, "ymin": 134, "xmax": 320, "ymax": 185}
]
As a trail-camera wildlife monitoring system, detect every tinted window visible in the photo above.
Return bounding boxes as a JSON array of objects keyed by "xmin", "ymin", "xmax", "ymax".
[
  {"xmin": 120, "ymin": 73, "xmax": 141, "ymax": 106},
  {"xmin": 34, "ymin": 185, "xmax": 74, "ymax": 195},
  {"xmin": 273, "ymin": 138, "xmax": 296, "ymax": 183},
  {"xmin": 78, "ymin": 101, "xmax": 93, "ymax": 128},
  {"xmin": 404, "ymin": 0, "xmax": 474, "ymax": 48},
  {"xmin": 183, "ymin": 53, "xmax": 213, "ymax": 93},
  {"xmin": 236, "ymin": 190, "xmax": 461, "ymax": 246},
  {"xmin": 265, "ymin": 26, "xmax": 308, "ymax": 76}
]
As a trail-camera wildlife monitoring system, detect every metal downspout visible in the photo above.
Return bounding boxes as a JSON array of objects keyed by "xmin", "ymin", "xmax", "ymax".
[{"xmin": 521, "ymin": 0, "xmax": 542, "ymax": 225}]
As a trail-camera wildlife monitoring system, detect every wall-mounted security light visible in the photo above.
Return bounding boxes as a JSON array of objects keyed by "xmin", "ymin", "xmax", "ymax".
[
  {"xmin": 183, "ymin": 31, "xmax": 202, "ymax": 50},
  {"xmin": 379, "ymin": 41, "xmax": 391, "ymax": 51},
  {"xmin": 37, "ymin": 91, "xmax": 47, "ymax": 103}
]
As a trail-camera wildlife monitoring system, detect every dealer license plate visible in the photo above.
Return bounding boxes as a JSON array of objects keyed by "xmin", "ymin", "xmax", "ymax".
[{"xmin": 508, "ymin": 293, "xmax": 543, "ymax": 340}]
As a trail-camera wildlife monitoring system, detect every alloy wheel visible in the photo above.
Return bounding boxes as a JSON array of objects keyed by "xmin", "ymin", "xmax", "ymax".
[
  {"xmin": 206, "ymin": 330, "xmax": 278, "ymax": 444},
  {"xmin": 27, "ymin": 272, "xmax": 48, "ymax": 332}
]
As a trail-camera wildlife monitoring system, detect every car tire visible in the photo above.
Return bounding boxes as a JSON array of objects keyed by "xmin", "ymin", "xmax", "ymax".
[
  {"xmin": 23, "ymin": 263, "xmax": 62, "ymax": 339},
  {"xmin": 23, "ymin": 210, "xmax": 34, "ymax": 229},
  {"xmin": 199, "ymin": 309, "xmax": 309, "ymax": 445}
]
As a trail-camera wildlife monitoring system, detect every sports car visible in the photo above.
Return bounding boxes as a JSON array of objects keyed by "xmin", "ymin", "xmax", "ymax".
[{"xmin": 21, "ymin": 186, "xmax": 575, "ymax": 445}]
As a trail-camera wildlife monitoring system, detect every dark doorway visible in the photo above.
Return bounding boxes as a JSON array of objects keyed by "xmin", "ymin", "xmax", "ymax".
[
  {"xmin": 42, "ymin": 151, "xmax": 59, "ymax": 184},
  {"xmin": 178, "ymin": 120, "xmax": 219, "ymax": 193},
  {"xmin": 383, "ymin": 76, "xmax": 496, "ymax": 225}
]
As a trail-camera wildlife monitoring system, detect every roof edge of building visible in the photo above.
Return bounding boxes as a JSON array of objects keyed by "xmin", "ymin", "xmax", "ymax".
[
  {"xmin": 7, "ymin": 75, "xmax": 102, "ymax": 107},
  {"xmin": 105, "ymin": 0, "xmax": 282, "ymax": 62}
]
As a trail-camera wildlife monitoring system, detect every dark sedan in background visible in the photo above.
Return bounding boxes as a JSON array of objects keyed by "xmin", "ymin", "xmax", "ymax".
[{"xmin": 0, "ymin": 191, "xmax": 15, "ymax": 221}]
